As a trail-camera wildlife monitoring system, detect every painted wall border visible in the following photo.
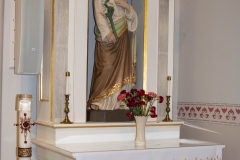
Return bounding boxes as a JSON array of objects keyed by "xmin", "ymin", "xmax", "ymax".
[{"xmin": 178, "ymin": 102, "xmax": 240, "ymax": 125}]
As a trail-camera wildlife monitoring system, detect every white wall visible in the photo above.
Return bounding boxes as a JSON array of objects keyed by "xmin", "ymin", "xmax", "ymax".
[
  {"xmin": 178, "ymin": 0, "xmax": 240, "ymax": 104},
  {"xmin": 178, "ymin": 0, "xmax": 240, "ymax": 159},
  {"xmin": 1, "ymin": 0, "xmax": 38, "ymax": 159}
]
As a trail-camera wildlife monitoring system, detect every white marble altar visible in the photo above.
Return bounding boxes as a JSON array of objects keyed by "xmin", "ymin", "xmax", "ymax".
[
  {"xmin": 32, "ymin": 1, "xmax": 225, "ymax": 160},
  {"xmin": 32, "ymin": 120, "xmax": 224, "ymax": 160}
]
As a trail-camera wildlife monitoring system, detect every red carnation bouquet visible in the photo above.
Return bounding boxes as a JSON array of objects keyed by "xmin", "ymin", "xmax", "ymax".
[{"xmin": 117, "ymin": 89, "xmax": 164, "ymax": 118}]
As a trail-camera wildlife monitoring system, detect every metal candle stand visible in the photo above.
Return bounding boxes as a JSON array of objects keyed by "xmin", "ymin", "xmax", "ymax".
[
  {"xmin": 162, "ymin": 95, "xmax": 172, "ymax": 122},
  {"xmin": 162, "ymin": 76, "xmax": 172, "ymax": 122},
  {"xmin": 61, "ymin": 94, "xmax": 72, "ymax": 124},
  {"xmin": 61, "ymin": 71, "xmax": 72, "ymax": 124}
]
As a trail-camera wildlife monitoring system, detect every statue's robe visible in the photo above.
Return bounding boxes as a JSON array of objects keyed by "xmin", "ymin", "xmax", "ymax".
[{"xmin": 88, "ymin": 0, "xmax": 138, "ymax": 110}]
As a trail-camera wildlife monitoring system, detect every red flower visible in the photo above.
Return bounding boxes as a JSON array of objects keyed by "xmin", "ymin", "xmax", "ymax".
[
  {"xmin": 159, "ymin": 96, "xmax": 164, "ymax": 103},
  {"xmin": 130, "ymin": 88, "xmax": 137, "ymax": 93},
  {"xmin": 126, "ymin": 93, "xmax": 132, "ymax": 98},
  {"xmin": 138, "ymin": 89, "xmax": 145, "ymax": 96},
  {"xmin": 150, "ymin": 114, "xmax": 157, "ymax": 118},
  {"xmin": 126, "ymin": 112, "xmax": 133, "ymax": 118},
  {"xmin": 139, "ymin": 101, "xmax": 146, "ymax": 105},
  {"xmin": 120, "ymin": 90, "xmax": 127, "ymax": 94},
  {"xmin": 135, "ymin": 96, "xmax": 141, "ymax": 100},
  {"xmin": 117, "ymin": 94, "xmax": 126, "ymax": 102},
  {"xmin": 150, "ymin": 106, "xmax": 156, "ymax": 113},
  {"xmin": 131, "ymin": 97, "xmax": 136, "ymax": 102},
  {"xmin": 118, "ymin": 89, "xmax": 163, "ymax": 118},
  {"xmin": 150, "ymin": 106, "xmax": 157, "ymax": 118},
  {"xmin": 145, "ymin": 95, "xmax": 152, "ymax": 101},
  {"xmin": 129, "ymin": 101, "xmax": 135, "ymax": 107},
  {"xmin": 148, "ymin": 92, "xmax": 157, "ymax": 98}
]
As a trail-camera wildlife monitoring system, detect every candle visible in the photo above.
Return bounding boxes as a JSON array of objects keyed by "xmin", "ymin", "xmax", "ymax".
[
  {"xmin": 66, "ymin": 72, "xmax": 70, "ymax": 94},
  {"xmin": 15, "ymin": 94, "xmax": 33, "ymax": 160},
  {"xmin": 167, "ymin": 76, "xmax": 171, "ymax": 96}
]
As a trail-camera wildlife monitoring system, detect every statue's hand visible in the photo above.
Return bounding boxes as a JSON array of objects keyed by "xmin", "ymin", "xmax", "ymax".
[
  {"xmin": 114, "ymin": 0, "xmax": 130, "ymax": 14},
  {"xmin": 107, "ymin": 32, "xmax": 116, "ymax": 43}
]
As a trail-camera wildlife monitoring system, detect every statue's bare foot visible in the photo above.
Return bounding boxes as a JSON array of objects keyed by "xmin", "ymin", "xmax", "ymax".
[
  {"xmin": 91, "ymin": 104, "xmax": 99, "ymax": 110},
  {"xmin": 118, "ymin": 105, "xmax": 128, "ymax": 110}
]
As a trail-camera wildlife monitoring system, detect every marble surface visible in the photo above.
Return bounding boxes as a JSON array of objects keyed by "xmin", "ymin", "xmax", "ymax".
[
  {"xmin": 33, "ymin": 139, "xmax": 222, "ymax": 153},
  {"xmin": 32, "ymin": 138, "xmax": 224, "ymax": 160}
]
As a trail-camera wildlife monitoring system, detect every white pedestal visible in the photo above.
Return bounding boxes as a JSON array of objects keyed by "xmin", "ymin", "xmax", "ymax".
[
  {"xmin": 34, "ymin": 120, "xmax": 183, "ymax": 144},
  {"xmin": 32, "ymin": 121, "xmax": 224, "ymax": 160}
]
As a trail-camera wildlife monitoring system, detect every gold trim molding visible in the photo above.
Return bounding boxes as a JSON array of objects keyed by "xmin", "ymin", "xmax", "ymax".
[
  {"xmin": 92, "ymin": 76, "xmax": 136, "ymax": 103},
  {"xmin": 39, "ymin": 73, "xmax": 49, "ymax": 101},
  {"xmin": 50, "ymin": 0, "xmax": 55, "ymax": 122}
]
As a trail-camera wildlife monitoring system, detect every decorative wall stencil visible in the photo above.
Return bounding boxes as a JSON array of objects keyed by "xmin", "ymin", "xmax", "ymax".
[{"xmin": 178, "ymin": 102, "xmax": 240, "ymax": 125}]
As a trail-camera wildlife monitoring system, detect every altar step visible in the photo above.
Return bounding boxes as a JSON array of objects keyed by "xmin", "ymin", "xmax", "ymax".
[{"xmin": 34, "ymin": 120, "xmax": 184, "ymax": 145}]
